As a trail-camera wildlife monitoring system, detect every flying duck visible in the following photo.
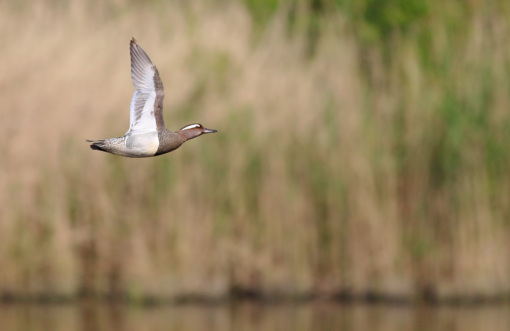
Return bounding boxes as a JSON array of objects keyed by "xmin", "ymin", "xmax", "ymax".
[{"xmin": 88, "ymin": 38, "xmax": 217, "ymax": 157}]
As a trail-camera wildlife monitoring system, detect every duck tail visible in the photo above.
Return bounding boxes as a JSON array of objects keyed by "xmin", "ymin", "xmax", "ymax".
[{"xmin": 86, "ymin": 139, "xmax": 106, "ymax": 151}]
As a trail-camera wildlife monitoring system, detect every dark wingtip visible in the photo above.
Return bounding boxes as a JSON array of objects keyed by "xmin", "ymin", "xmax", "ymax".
[{"xmin": 131, "ymin": 37, "xmax": 137, "ymax": 45}]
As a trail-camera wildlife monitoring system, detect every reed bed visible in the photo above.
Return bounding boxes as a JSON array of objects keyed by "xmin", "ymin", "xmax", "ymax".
[{"xmin": 0, "ymin": 0, "xmax": 509, "ymax": 302}]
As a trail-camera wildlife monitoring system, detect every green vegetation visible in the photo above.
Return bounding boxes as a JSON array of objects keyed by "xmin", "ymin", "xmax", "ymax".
[{"xmin": 0, "ymin": 0, "xmax": 509, "ymax": 302}]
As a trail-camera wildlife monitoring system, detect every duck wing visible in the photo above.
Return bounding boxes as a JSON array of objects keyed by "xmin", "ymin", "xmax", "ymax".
[{"xmin": 127, "ymin": 38, "xmax": 165, "ymax": 135}]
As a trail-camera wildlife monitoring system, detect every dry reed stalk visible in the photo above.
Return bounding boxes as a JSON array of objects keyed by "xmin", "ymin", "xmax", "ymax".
[{"xmin": 0, "ymin": 0, "xmax": 508, "ymax": 301}]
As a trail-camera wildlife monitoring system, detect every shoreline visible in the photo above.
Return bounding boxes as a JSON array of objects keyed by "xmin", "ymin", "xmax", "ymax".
[{"xmin": 0, "ymin": 290, "xmax": 509, "ymax": 307}]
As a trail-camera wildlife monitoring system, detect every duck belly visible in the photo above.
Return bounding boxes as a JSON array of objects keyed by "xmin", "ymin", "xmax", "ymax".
[{"xmin": 125, "ymin": 132, "xmax": 160, "ymax": 157}]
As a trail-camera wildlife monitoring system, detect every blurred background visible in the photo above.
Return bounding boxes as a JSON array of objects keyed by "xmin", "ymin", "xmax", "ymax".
[{"xmin": 1, "ymin": 0, "xmax": 510, "ymax": 316}]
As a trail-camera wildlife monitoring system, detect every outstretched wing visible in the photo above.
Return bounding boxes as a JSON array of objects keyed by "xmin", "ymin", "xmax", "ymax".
[{"xmin": 127, "ymin": 38, "xmax": 165, "ymax": 134}]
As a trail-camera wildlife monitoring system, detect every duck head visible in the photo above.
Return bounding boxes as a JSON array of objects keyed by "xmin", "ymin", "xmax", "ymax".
[{"xmin": 178, "ymin": 123, "xmax": 217, "ymax": 140}]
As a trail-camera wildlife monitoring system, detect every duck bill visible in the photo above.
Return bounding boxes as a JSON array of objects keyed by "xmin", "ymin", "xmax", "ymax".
[{"xmin": 202, "ymin": 128, "xmax": 218, "ymax": 134}]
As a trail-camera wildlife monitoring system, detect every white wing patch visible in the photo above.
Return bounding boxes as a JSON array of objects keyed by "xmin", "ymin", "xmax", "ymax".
[{"xmin": 128, "ymin": 89, "xmax": 157, "ymax": 134}]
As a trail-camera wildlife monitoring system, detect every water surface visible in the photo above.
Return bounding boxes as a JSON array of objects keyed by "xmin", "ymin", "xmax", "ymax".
[{"xmin": 1, "ymin": 302, "xmax": 509, "ymax": 331}]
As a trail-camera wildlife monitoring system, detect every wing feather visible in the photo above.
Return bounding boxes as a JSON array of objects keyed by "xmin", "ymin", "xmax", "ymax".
[{"xmin": 127, "ymin": 38, "xmax": 166, "ymax": 134}]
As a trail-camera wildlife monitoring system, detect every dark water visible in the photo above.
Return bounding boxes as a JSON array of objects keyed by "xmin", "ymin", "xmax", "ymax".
[{"xmin": 1, "ymin": 302, "xmax": 509, "ymax": 331}]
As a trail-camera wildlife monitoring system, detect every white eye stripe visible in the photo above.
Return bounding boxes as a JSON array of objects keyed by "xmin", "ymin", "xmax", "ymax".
[{"xmin": 181, "ymin": 124, "xmax": 201, "ymax": 130}]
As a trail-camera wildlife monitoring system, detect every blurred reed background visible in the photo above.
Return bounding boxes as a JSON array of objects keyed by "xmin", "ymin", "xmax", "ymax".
[{"xmin": 0, "ymin": 0, "xmax": 509, "ymax": 303}]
